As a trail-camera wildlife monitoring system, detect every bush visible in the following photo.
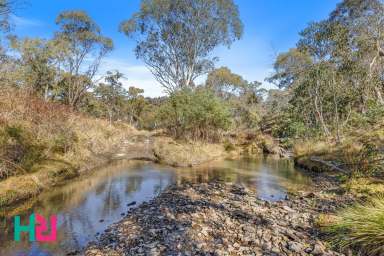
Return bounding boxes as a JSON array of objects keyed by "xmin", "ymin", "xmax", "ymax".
[
  {"xmin": 158, "ymin": 88, "xmax": 231, "ymax": 141},
  {"xmin": 323, "ymin": 196, "xmax": 384, "ymax": 255},
  {"xmin": 52, "ymin": 129, "xmax": 78, "ymax": 154},
  {"xmin": 0, "ymin": 124, "xmax": 45, "ymax": 179},
  {"xmin": 349, "ymin": 101, "xmax": 384, "ymax": 128}
]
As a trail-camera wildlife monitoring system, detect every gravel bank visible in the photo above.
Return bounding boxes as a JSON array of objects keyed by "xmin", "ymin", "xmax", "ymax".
[{"xmin": 85, "ymin": 182, "xmax": 343, "ymax": 256}]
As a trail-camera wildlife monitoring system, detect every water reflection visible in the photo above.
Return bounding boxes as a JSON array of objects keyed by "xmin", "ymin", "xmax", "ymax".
[{"xmin": 0, "ymin": 157, "xmax": 311, "ymax": 256}]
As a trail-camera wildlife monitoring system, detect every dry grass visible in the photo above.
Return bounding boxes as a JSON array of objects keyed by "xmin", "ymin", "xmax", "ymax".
[
  {"xmin": 343, "ymin": 177, "xmax": 384, "ymax": 196},
  {"xmin": 0, "ymin": 87, "xmax": 135, "ymax": 207},
  {"xmin": 153, "ymin": 137, "xmax": 225, "ymax": 167},
  {"xmin": 293, "ymin": 122, "xmax": 384, "ymax": 177},
  {"xmin": 293, "ymin": 140, "xmax": 332, "ymax": 158}
]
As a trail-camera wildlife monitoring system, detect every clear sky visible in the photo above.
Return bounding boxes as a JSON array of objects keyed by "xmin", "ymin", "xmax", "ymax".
[{"xmin": 11, "ymin": 0, "xmax": 340, "ymax": 97}]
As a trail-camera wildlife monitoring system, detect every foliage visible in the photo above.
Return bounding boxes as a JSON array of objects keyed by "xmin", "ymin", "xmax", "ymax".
[
  {"xmin": 267, "ymin": 0, "xmax": 384, "ymax": 140},
  {"xmin": 125, "ymin": 86, "xmax": 145, "ymax": 125},
  {"xmin": 53, "ymin": 10, "xmax": 113, "ymax": 108},
  {"xmin": 5, "ymin": 10, "xmax": 113, "ymax": 110},
  {"xmin": 120, "ymin": 0, "xmax": 243, "ymax": 93},
  {"xmin": 94, "ymin": 70, "xmax": 127, "ymax": 124},
  {"xmin": 206, "ymin": 67, "xmax": 264, "ymax": 130},
  {"xmin": 0, "ymin": 124, "xmax": 45, "ymax": 179},
  {"xmin": 206, "ymin": 67, "xmax": 247, "ymax": 98},
  {"xmin": 158, "ymin": 88, "xmax": 231, "ymax": 141},
  {"xmin": 10, "ymin": 37, "xmax": 57, "ymax": 98}
]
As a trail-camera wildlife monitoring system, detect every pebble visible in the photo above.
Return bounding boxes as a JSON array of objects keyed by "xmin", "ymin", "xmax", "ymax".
[{"xmin": 85, "ymin": 183, "xmax": 344, "ymax": 256}]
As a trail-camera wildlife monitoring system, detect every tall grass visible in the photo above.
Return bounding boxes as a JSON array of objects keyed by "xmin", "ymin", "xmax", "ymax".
[
  {"xmin": 324, "ymin": 196, "xmax": 384, "ymax": 255},
  {"xmin": 0, "ymin": 87, "xmax": 133, "ymax": 180}
]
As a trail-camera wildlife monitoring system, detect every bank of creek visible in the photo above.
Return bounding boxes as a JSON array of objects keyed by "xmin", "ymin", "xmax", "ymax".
[{"xmin": 0, "ymin": 157, "xmax": 345, "ymax": 256}]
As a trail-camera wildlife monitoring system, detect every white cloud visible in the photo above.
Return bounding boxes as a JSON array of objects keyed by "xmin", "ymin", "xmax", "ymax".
[
  {"xmin": 99, "ymin": 58, "xmax": 166, "ymax": 98},
  {"xmin": 10, "ymin": 15, "xmax": 44, "ymax": 28}
]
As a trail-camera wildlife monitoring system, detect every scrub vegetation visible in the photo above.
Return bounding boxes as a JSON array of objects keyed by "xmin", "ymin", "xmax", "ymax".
[{"xmin": 0, "ymin": 0, "xmax": 383, "ymax": 254}]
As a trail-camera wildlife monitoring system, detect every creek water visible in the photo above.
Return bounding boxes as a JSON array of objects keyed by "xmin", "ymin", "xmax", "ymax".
[{"xmin": 0, "ymin": 157, "xmax": 311, "ymax": 256}]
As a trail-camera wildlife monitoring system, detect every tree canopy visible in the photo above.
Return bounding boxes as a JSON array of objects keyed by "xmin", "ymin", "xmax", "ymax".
[
  {"xmin": 267, "ymin": 0, "xmax": 384, "ymax": 140},
  {"xmin": 120, "ymin": 0, "xmax": 243, "ymax": 93}
]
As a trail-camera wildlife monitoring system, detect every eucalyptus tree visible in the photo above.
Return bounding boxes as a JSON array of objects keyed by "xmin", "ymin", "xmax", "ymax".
[
  {"xmin": 330, "ymin": 0, "xmax": 384, "ymax": 105},
  {"xmin": 267, "ymin": 0, "xmax": 384, "ymax": 139},
  {"xmin": 120, "ymin": 0, "xmax": 243, "ymax": 93},
  {"xmin": 268, "ymin": 22, "xmax": 354, "ymax": 138},
  {"xmin": 267, "ymin": 48, "xmax": 312, "ymax": 89},
  {"xmin": 206, "ymin": 67, "xmax": 264, "ymax": 129},
  {"xmin": 94, "ymin": 70, "xmax": 127, "ymax": 125},
  {"xmin": 206, "ymin": 67, "xmax": 247, "ymax": 99},
  {"xmin": 53, "ymin": 10, "xmax": 113, "ymax": 108},
  {"xmin": 10, "ymin": 37, "xmax": 57, "ymax": 99},
  {"xmin": 0, "ymin": 0, "xmax": 23, "ymax": 82},
  {"xmin": 126, "ymin": 86, "xmax": 145, "ymax": 125}
]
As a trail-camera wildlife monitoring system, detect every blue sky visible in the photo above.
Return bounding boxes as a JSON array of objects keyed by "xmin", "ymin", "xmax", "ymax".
[{"xmin": 11, "ymin": 0, "xmax": 340, "ymax": 97}]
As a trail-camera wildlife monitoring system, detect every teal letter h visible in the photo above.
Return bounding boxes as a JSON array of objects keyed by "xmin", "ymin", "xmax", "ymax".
[{"xmin": 14, "ymin": 213, "xmax": 35, "ymax": 242}]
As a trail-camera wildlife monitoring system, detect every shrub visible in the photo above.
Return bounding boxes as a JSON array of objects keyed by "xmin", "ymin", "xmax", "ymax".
[
  {"xmin": 0, "ymin": 124, "xmax": 46, "ymax": 179},
  {"xmin": 158, "ymin": 88, "xmax": 231, "ymax": 141},
  {"xmin": 52, "ymin": 130, "xmax": 78, "ymax": 154},
  {"xmin": 349, "ymin": 101, "xmax": 384, "ymax": 128}
]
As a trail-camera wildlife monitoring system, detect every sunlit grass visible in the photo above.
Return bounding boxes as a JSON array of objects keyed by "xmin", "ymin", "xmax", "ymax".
[
  {"xmin": 323, "ymin": 196, "xmax": 384, "ymax": 255},
  {"xmin": 343, "ymin": 178, "xmax": 384, "ymax": 196}
]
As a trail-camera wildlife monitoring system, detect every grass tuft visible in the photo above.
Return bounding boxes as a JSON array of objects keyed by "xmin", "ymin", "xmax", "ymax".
[{"xmin": 323, "ymin": 196, "xmax": 384, "ymax": 255}]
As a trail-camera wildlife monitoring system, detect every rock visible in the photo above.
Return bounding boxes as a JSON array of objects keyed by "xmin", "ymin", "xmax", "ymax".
[
  {"xmin": 262, "ymin": 241, "xmax": 272, "ymax": 251},
  {"xmin": 288, "ymin": 241, "xmax": 304, "ymax": 252},
  {"xmin": 84, "ymin": 183, "xmax": 343, "ymax": 256},
  {"xmin": 282, "ymin": 205, "xmax": 295, "ymax": 213},
  {"xmin": 127, "ymin": 201, "xmax": 137, "ymax": 206},
  {"xmin": 312, "ymin": 242, "xmax": 326, "ymax": 255}
]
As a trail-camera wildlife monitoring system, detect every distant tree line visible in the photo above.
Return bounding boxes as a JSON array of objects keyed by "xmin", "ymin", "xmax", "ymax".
[{"xmin": 0, "ymin": 7, "xmax": 148, "ymax": 126}]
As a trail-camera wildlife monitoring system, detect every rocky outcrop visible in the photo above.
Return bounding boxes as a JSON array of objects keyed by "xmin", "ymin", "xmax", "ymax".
[{"xmin": 85, "ymin": 183, "xmax": 343, "ymax": 256}]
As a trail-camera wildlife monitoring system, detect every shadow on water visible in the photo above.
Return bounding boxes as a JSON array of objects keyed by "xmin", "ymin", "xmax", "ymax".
[{"xmin": 0, "ymin": 156, "xmax": 311, "ymax": 256}]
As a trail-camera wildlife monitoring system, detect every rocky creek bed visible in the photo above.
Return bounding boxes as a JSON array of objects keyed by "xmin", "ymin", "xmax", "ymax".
[{"xmin": 85, "ymin": 181, "xmax": 349, "ymax": 256}]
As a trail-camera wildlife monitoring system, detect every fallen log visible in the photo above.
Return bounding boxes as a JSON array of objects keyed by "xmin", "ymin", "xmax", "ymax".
[{"xmin": 309, "ymin": 156, "xmax": 349, "ymax": 174}]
